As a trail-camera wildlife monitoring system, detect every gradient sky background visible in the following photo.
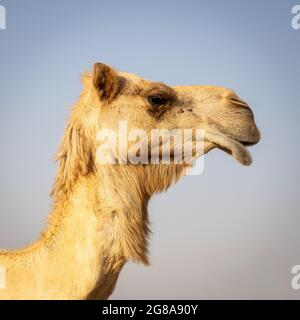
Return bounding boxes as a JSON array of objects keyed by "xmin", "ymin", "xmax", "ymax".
[{"xmin": 0, "ymin": 0, "xmax": 299, "ymax": 299}]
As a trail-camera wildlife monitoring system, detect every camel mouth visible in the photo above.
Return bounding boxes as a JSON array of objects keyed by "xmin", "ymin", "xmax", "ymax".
[
  {"xmin": 232, "ymin": 131, "xmax": 261, "ymax": 147},
  {"xmin": 240, "ymin": 140, "xmax": 256, "ymax": 147},
  {"xmin": 219, "ymin": 139, "xmax": 252, "ymax": 165},
  {"xmin": 205, "ymin": 131, "xmax": 255, "ymax": 166}
]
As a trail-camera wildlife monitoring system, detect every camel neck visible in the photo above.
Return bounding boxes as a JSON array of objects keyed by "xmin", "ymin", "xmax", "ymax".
[{"xmin": 40, "ymin": 167, "xmax": 149, "ymax": 299}]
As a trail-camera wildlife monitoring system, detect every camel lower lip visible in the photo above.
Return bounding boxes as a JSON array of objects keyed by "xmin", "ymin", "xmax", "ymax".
[
  {"xmin": 219, "ymin": 141, "xmax": 252, "ymax": 166},
  {"xmin": 204, "ymin": 131, "xmax": 253, "ymax": 166}
]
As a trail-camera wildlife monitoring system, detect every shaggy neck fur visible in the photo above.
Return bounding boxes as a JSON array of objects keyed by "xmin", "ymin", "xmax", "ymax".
[{"xmin": 43, "ymin": 165, "xmax": 151, "ymax": 300}]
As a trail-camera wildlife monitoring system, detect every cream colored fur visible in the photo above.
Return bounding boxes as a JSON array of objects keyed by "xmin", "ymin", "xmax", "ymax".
[{"xmin": 0, "ymin": 63, "xmax": 259, "ymax": 300}]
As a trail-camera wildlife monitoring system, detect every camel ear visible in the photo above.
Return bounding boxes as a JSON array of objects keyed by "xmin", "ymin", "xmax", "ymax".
[{"xmin": 93, "ymin": 63, "xmax": 120, "ymax": 102}]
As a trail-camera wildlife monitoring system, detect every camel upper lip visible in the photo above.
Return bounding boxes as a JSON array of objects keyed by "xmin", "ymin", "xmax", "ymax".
[
  {"xmin": 229, "ymin": 130, "xmax": 261, "ymax": 147},
  {"xmin": 230, "ymin": 132, "xmax": 260, "ymax": 147}
]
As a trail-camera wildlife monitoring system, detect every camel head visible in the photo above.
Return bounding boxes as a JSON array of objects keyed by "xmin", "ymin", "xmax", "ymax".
[
  {"xmin": 53, "ymin": 62, "xmax": 260, "ymax": 197},
  {"xmin": 91, "ymin": 63, "xmax": 259, "ymax": 163}
]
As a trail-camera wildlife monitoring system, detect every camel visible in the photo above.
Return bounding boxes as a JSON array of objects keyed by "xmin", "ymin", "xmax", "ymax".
[{"xmin": 0, "ymin": 63, "xmax": 260, "ymax": 300}]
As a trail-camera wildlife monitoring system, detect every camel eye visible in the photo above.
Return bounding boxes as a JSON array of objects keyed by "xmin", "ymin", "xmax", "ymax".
[{"xmin": 148, "ymin": 94, "xmax": 167, "ymax": 107}]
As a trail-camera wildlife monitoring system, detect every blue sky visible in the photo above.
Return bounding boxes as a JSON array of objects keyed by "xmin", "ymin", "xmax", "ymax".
[{"xmin": 0, "ymin": 0, "xmax": 299, "ymax": 298}]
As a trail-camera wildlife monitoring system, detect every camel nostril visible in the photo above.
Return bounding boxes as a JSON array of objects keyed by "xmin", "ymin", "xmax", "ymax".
[
  {"xmin": 229, "ymin": 96, "xmax": 250, "ymax": 109},
  {"xmin": 229, "ymin": 96, "xmax": 254, "ymax": 117}
]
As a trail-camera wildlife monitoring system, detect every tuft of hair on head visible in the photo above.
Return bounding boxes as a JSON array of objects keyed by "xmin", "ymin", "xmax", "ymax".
[{"xmin": 51, "ymin": 110, "xmax": 96, "ymax": 202}]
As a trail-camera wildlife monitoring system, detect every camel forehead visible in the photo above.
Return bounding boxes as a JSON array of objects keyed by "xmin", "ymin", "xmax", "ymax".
[
  {"xmin": 118, "ymin": 72, "xmax": 152, "ymax": 93},
  {"xmin": 119, "ymin": 72, "xmax": 144, "ymax": 83},
  {"xmin": 118, "ymin": 72, "xmax": 175, "ymax": 97}
]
